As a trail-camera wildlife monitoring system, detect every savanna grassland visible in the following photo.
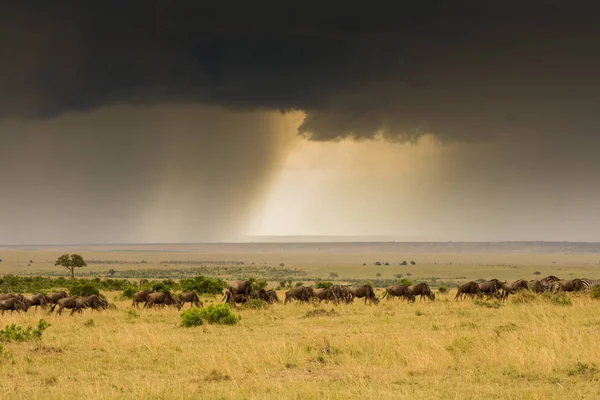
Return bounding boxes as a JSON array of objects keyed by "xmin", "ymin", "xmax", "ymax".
[{"xmin": 1, "ymin": 242, "xmax": 600, "ymax": 399}]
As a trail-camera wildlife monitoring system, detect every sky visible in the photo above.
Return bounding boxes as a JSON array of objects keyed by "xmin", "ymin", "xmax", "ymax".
[{"xmin": 0, "ymin": 2, "xmax": 599, "ymax": 244}]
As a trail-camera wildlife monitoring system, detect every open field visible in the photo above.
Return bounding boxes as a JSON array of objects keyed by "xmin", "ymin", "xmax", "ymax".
[
  {"xmin": 1, "ymin": 291, "xmax": 600, "ymax": 399},
  {"xmin": 1, "ymin": 242, "xmax": 600, "ymax": 399}
]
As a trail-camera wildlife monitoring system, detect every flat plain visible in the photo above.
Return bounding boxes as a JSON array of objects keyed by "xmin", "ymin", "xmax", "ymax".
[{"xmin": 1, "ymin": 242, "xmax": 600, "ymax": 399}]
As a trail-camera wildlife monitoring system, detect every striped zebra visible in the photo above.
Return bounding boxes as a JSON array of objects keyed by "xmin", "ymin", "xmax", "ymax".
[{"xmin": 579, "ymin": 279, "xmax": 600, "ymax": 291}]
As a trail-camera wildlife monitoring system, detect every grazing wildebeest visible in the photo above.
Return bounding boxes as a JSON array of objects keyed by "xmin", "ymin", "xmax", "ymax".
[
  {"xmin": 45, "ymin": 291, "xmax": 69, "ymax": 305},
  {"xmin": 222, "ymin": 290, "xmax": 249, "ymax": 305},
  {"xmin": 51, "ymin": 296, "xmax": 83, "ymax": 316},
  {"xmin": 551, "ymin": 279, "xmax": 582, "ymax": 293},
  {"xmin": 144, "ymin": 292, "xmax": 182, "ymax": 310},
  {"xmin": 529, "ymin": 280, "xmax": 545, "ymax": 293},
  {"xmin": 265, "ymin": 289, "xmax": 280, "ymax": 303},
  {"xmin": 478, "ymin": 279, "xmax": 505, "ymax": 299},
  {"xmin": 455, "ymin": 281, "xmax": 482, "ymax": 300},
  {"xmin": 284, "ymin": 286, "xmax": 314, "ymax": 304},
  {"xmin": 501, "ymin": 280, "xmax": 529, "ymax": 300},
  {"xmin": 23, "ymin": 293, "xmax": 49, "ymax": 311},
  {"xmin": 312, "ymin": 288, "xmax": 338, "ymax": 304},
  {"xmin": 78, "ymin": 295, "xmax": 109, "ymax": 311},
  {"xmin": 330, "ymin": 285, "xmax": 353, "ymax": 304},
  {"xmin": 0, "ymin": 298, "xmax": 29, "ymax": 315},
  {"xmin": 382, "ymin": 285, "xmax": 414, "ymax": 302},
  {"xmin": 132, "ymin": 290, "xmax": 153, "ymax": 308},
  {"xmin": 409, "ymin": 283, "xmax": 435, "ymax": 301},
  {"xmin": 249, "ymin": 288, "xmax": 271, "ymax": 302},
  {"xmin": 225, "ymin": 280, "xmax": 253, "ymax": 306},
  {"xmin": 178, "ymin": 292, "xmax": 202, "ymax": 308},
  {"xmin": 349, "ymin": 285, "xmax": 378, "ymax": 304}
]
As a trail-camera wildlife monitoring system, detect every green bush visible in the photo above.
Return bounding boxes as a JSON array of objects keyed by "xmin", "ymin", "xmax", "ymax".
[
  {"xmin": 151, "ymin": 282, "xmax": 170, "ymax": 293},
  {"xmin": 400, "ymin": 278, "xmax": 412, "ymax": 287},
  {"xmin": 0, "ymin": 319, "xmax": 51, "ymax": 342},
  {"xmin": 591, "ymin": 285, "xmax": 600, "ymax": 299},
  {"xmin": 180, "ymin": 307, "xmax": 204, "ymax": 327},
  {"xmin": 438, "ymin": 286, "xmax": 448, "ymax": 294},
  {"xmin": 199, "ymin": 304, "xmax": 240, "ymax": 325},
  {"xmin": 249, "ymin": 277, "xmax": 268, "ymax": 290},
  {"xmin": 180, "ymin": 276, "xmax": 226, "ymax": 295},
  {"xmin": 121, "ymin": 286, "xmax": 137, "ymax": 299},
  {"xmin": 315, "ymin": 281, "xmax": 333, "ymax": 289},
  {"xmin": 548, "ymin": 293, "xmax": 572, "ymax": 306},
  {"xmin": 69, "ymin": 282, "xmax": 100, "ymax": 297}
]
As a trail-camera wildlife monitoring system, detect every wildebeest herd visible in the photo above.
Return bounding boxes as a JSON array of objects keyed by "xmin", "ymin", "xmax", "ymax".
[{"xmin": 0, "ymin": 276, "xmax": 598, "ymax": 317}]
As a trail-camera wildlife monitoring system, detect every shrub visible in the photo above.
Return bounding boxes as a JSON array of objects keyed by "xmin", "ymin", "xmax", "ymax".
[
  {"xmin": 180, "ymin": 276, "xmax": 226, "ymax": 295},
  {"xmin": 438, "ymin": 286, "xmax": 448, "ymax": 294},
  {"xmin": 591, "ymin": 285, "xmax": 600, "ymax": 299},
  {"xmin": 180, "ymin": 307, "xmax": 204, "ymax": 327},
  {"xmin": 547, "ymin": 293, "xmax": 572, "ymax": 306},
  {"xmin": 400, "ymin": 278, "xmax": 412, "ymax": 287},
  {"xmin": 248, "ymin": 278, "xmax": 268, "ymax": 290},
  {"xmin": 394, "ymin": 274, "xmax": 404, "ymax": 279},
  {"xmin": 0, "ymin": 319, "xmax": 51, "ymax": 342},
  {"xmin": 151, "ymin": 282, "xmax": 170, "ymax": 293},
  {"xmin": 241, "ymin": 299, "xmax": 269, "ymax": 310},
  {"xmin": 315, "ymin": 281, "xmax": 333, "ymax": 289},
  {"xmin": 121, "ymin": 286, "xmax": 137, "ymax": 299},
  {"xmin": 198, "ymin": 304, "xmax": 240, "ymax": 325},
  {"xmin": 69, "ymin": 282, "xmax": 100, "ymax": 297}
]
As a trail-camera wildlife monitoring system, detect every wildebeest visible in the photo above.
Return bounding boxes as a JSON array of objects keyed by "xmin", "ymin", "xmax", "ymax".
[
  {"xmin": 550, "ymin": 279, "xmax": 582, "ymax": 293},
  {"xmin": 529, "ymin": 280, "xmax": 545, "ymax": 293},
  {"xmin": 144, "ymin": 292, "xmax": 182, "ymax": 310},
  {"xmin": 409, "ymin": 283, "xmax": 435, "ymax": 301},
  {"xmin": 330, "ymin": 285, "xmax": 353, "ymax": 304},
  {"xmin": 225, "ymin": 280, "xmax": 253, "ymax": 305},
  {"xmin": 265, "ymin": 289, "xmax": 281, "ymax": 303},
  {"xmin": 312, "ymin": 287, "xmax": 338, "ymax": 304},
  {"xmin": 51, "ymin": 296, "xmax": 82, "ymax": 316},
  {"xmin": 478, "ymin": 279, "xmax": 505, "ymax": 299},
  {"xmin": 178, "ymin": 292, "xmax": 202, "ymax": 308},
  {"xmin": 501, "ymin": 280, "xmax": 529, "ymax": 300},
  {"xmin": 349, "ymin": 285, "xmax": 378, "ymax": 304},
  {"xmin": 0, "ymin": 298, "xmax": 29, "ymax": 315},
  {"xmin": 132, "ymin": 290, "xmax": 153, "ymax": 308},
  {"xmin": 222, "ymin": 290, "xmax": 249, "ymax": 305},
  {"xmin": 0, "ymin": 293, "xmax": 18, "ymax": 301},
  {"xmin": 455, "ymin": 281, "xmax": 482, "ymax": 300},
  {"xmin": 382, "ymin": 285, "xmax": 414, "ymax": 302},
  {"xmin": 540, "ymin": 276, "xmax": 560, "ymax": 291},
  {"xmin": 77, "ymin": 295, "xmax": 109, "ymax": 311},
  {"xmin": 45, "ymin": 291, "xmax": 69, "ymax": 304},
  {"xmin": 22, "ymin": 293, "xmax": 49, "ymax": 311},
  {"xmin": 284, "ymin": 286, "xmax": 314, "ymax": 304}
]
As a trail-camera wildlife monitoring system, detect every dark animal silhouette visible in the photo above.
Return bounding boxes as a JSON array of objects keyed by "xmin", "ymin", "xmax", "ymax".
[
  {"xmin": 478, "ymin": 279, "xmax": 505, "ymax": 298},
  {"xmin": 265, "ymin": 290, "xmax": 280, "ymax": 303},
  {"xmin": 349, "ymin": 285, "xmax": 378, "ymax": 304},
  {"xmin": 222, "ymin": 290, "xmax": 249, "ymax": 305},
  {"xmin": 409, "ymin": 283, "xmax": 435, "ymax": 301},
  {"xmin": 51, "ymin": 296, "xmax": 82, "ymax": 316},
  {"xmin": 0, "ymin": 293, "xmax": 17, "ymax": 301},
  {"xmin": 77, "ymin": 295, "xmax": 109, "ymax": 311},
  {"xmin": 529, "ymin": 280, "xmax": 545, "ymax": 293},
  {"xmin": 330, "ymin": 285, "xmax": 353, "ymax": 304},
  {"xmin": 0, "ymin": 298, "xmax": 29, "ymax": 315},
  {"xmin": 144, "ymin": 292, "xmax": 182, "ymax": 310},
  {"xmin": 284, "ymin": 286, "xmax": 314, "ymax": 304},
  {"xmin": 455, "ymin": 281, "xmax": 482, "ymax": 300},
  {"xmin": 178, "ymin": 292, "xmax": 202, "ymax": 308},
  {"xmin": 540, "ymin": 276, "xmax": 560, "ymax": 291},
  {"xmin": 502, "ymin": 280, "xmax": 529, "ymax": 300},
  {"xmin": 382, "ymin": 285, "xmax": 414, "ymax": 302},
  {"xmin": 225, "ymin": 280, "xmax": 253, "ymax": 305},
  {"xmin": 45, "ymin": 291, "xmax": 69, "ymax": 304},
  {"xmin": 132, "ymin": 290, "xmax": 153, "ymax": 308},
  {"xmin": 23, "ymin": 293, "xmax": 49, "ymax": 311},
  {"xmin": 312, "ymin": 288, "xmax": 338, "ymax": 304}
]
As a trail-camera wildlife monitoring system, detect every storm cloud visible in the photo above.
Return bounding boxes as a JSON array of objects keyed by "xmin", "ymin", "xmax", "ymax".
[{"xmin": 2, "ymin": 1, "xmax": 599, "ymax": 142}]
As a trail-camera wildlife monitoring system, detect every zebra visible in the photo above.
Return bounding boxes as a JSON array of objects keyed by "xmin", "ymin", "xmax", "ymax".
[{"xmin": 579, "ymin": 279, "xmax": 600, "ymax": 291}]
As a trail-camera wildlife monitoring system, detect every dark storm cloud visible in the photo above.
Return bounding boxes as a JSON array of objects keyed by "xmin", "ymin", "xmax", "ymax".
[{"xmin": 2, "ymin": 1, "xmax": 599, "ymax": 142}]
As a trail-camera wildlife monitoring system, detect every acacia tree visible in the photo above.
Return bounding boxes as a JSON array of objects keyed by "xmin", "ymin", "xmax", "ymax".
[{"xmin": 55, "ymin": 253, "xmax": 87, "ymax": 279}]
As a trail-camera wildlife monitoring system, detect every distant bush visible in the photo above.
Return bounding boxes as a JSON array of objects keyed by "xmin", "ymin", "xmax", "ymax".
[
  {"xmin": 0, "ymin": 319, "xmax": 51, "ymax": 342},
  {"xmin": 394, "ymin": 274, "xmax": 404, "ymax": 279},
  {"xmin": 315, "ymin": 281, "xmax": 333, "ymax": 289},
  {"xmin": 180, "ymin": 307, "xmax": 204, "ymax": 327},
  {"xmin": 400, "ymin": 278, "xmax": 412, "ymax": 287},
  {"xmin": 69, "ymin": 282, "xmax": 100, "ymax": 297},
  {"xmin": 591, "ymin": 285, "xmax": 600, "ymax": 300},
  {"xmin": 199, "ymin": 304, "xmax": 240, "ymax": 325},
  {"xmin": 438, "ymin": 286, "xmax": 448, "ymax": 294},
  {"xmin": 248, "ymin": 277, "xmax": 268, "ymax": 290},
  {"xmin": 180, "ymin": 276, "xmax": 226, "ymax": 295}
]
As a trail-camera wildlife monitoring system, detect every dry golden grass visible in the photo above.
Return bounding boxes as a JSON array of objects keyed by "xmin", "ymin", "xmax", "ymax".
[{"xmin": 1, "ymin": 291, "xmax": 600, "ymax": 399}]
